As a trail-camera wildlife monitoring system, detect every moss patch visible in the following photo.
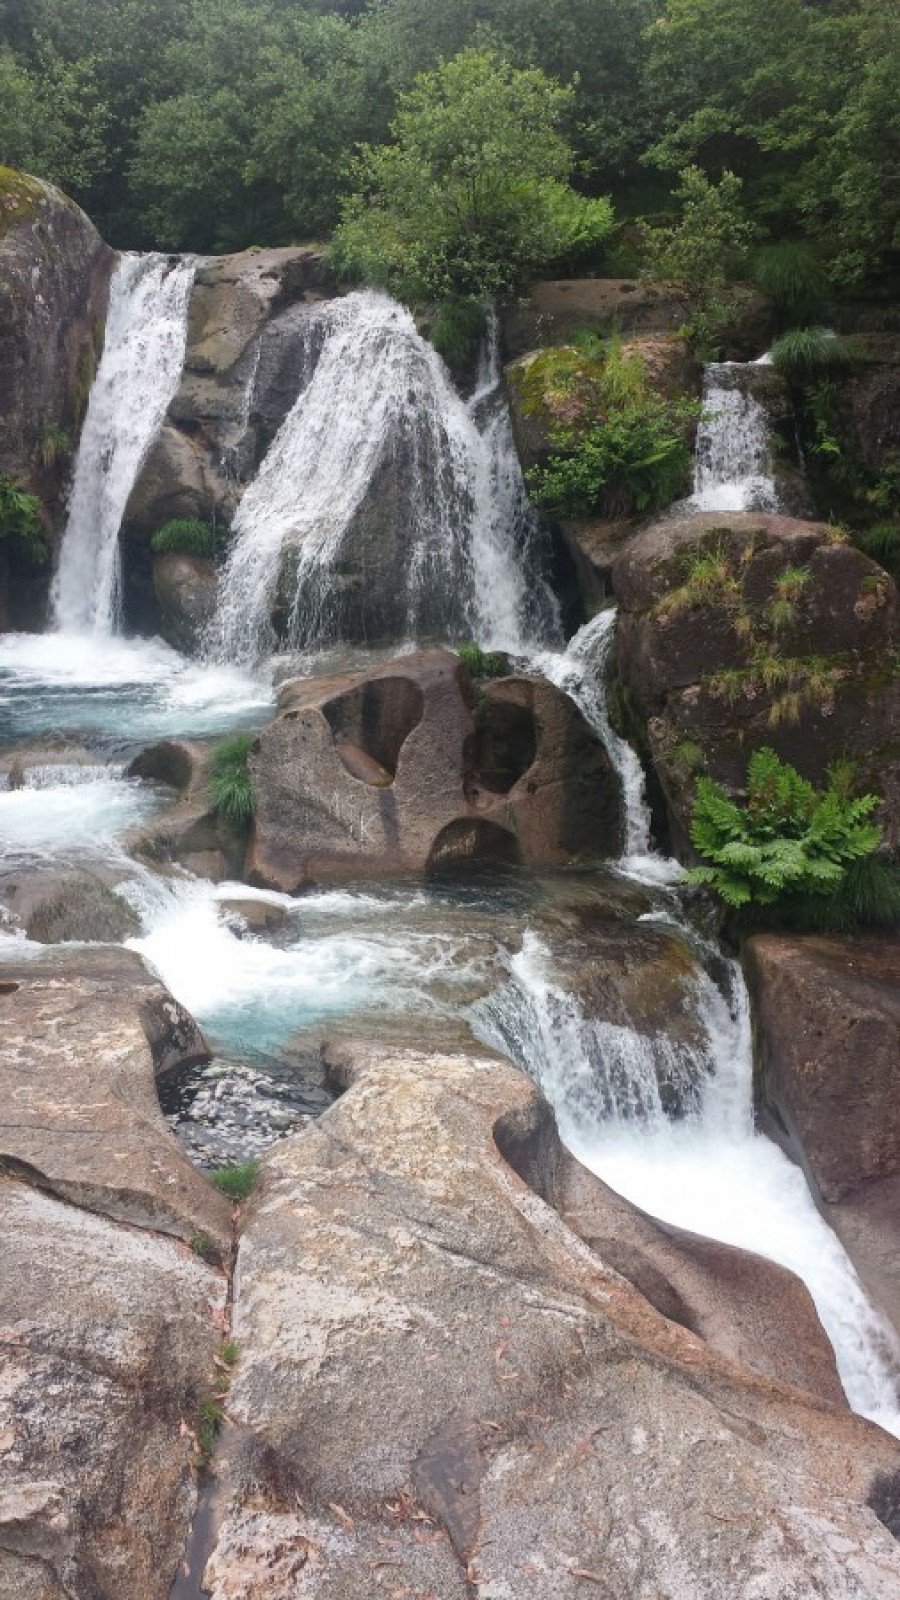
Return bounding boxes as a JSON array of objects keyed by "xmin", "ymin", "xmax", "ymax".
[{"xmin": 0, "ymin": 167, "xmax": 46, "ymax": 242}]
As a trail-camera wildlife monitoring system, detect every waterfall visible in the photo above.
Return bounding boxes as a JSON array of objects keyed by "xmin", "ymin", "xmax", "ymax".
[
  {"xmin": 52, "ymin": 253, "xmax": 196, "ymax": 635},
  {"xmin": 207, "ymin": 291, "xmax": 558, "ymax": 663},
  {"xmin": 690, "ymin": 361, "xmax": 779, "ymax": 512},
  {"xmin": 473, "ymin": 932, "xmax": 900, "ymax": 1436}
]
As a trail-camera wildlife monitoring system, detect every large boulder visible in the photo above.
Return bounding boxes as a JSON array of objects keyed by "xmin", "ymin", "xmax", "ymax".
[
  {"xmin": 0, "ymin": 167, "xmax": 113, "ymax": 495},
  {"xmin": 152, "ymin": 550, "xmax": 217, "ymax": 653},
  {"xmin": 246, "ymin": 649, "xmax": 622, "ymax": 889},
  {"xmin": 200, "ymin": 1039, "xmax": 900, "ymax": 1599},
  {"xmin": 0, "ymin": 865, "xmax": 141, "ymax": 943},
  {"xmin": 502, "ymin": 278, "xmax": 772, "ymax": 363},
  {"xmin": 612, "ymin": 510, "xmax": 900, "ymax": 853},
  {"xmin": 0, "ymin": 1174, "xmax": 224, "ymax": 1600},
  {"xmin": 0, "ymin": 945, "xmax": 231, "ymax": 1254},
  {"xmin": 121, "ymin": 246, "xmax": 334, "ymax": 628},
  {"xmin": 745, "ymin": 933, "xmax": 900, "ymax": 1331}
]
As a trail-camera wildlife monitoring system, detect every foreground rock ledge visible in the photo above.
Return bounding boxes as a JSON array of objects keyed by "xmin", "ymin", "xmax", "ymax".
[
  {"xmin": 0, "ymin": 946, "xmax": 231, "ymax": 1253},
  {"xmin": 205, "ymin": 1042, "xmax": 900, "ymax": 1599}
]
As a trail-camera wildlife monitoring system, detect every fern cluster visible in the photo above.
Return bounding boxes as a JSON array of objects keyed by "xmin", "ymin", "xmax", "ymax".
[{"xmin": 689, "ymin": 747, "xmax": 885, "ymax": 915}]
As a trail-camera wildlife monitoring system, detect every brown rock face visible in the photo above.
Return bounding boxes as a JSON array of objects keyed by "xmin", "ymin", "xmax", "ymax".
[
  {"xmin": 247, "ymin": 650, "xmax": 622, "ymax": 889},
  {"xmin": 611, "ymin": 510, "xmax": 900, "ymax": 852},
  {"xmin": 121, "ymin": 246, "xmax": 333, "ymax": 629},
  {"xmin": 127, "ymin": 737, "xmax": 249, "ymax": 881},
  {"xmin": 0, "ymin": 945, "xmax": 231, "ymax": 1254},
  {"xmin": 745, "ymin": 933, "xmax": 900, "ymax": 1328},
  {"xmin": 0, "ymin": 1175, "xmax": 224, "ymax": 1600},
  {"xmin": 152, "ymin": 550, "xmax": 217, "ymax": 653},
  {"xmin": 0, "ymin": 168, "xmax": 113, "ymax": 493},
  {"xmin": 202, "ymin": 1040, "xmax": 900, "ymax": 1600},
  {"xmin": 502, "ymin": 277, "xmax": 772, "ymax": 362}
]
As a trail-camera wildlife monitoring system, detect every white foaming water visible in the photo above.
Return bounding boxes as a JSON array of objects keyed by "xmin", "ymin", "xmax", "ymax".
[
  {"xmin": 474, "ymin": 932, "xmax": 900, "ymax": 1436},
  {"xmin": 534, "ymin": 610, "xmax": 682, "ymax": 886},
  {"xmin": 52, "ymin": 254, "xmax": 196, "ymax": 635},
  {"xmin": 208, "ymin": 291, "xmax": 557, "ymax": 662},
  {"xmin": 0, "ymin": 764, "xmax": 160, "ymax": 861},
  {"xmin": 0, "ymin": 631, "xmax": 273, "ymax": 743},
  {"xmin": 691, "ymin": 361, "xmax": 779, "ymax": 513},
  {"xmin": 124, "ymin": 874, "xmax": 494, "ymax": 1061}
]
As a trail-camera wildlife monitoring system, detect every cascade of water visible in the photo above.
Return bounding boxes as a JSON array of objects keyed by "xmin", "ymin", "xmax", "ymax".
[
  {"xmin": 533, "ymin": 611, "xmax": 682, "ymax": 884},
  {"xmin": 473, "ymin": 931, "xmax": 900, "ymax": 1436},
  {"xmin": 691, "ymin": 361, "xmax": 779, "ymax": 512},
  {"xmin": 52, "ymin": 253, "xmax": 196, "ymax": 635},
  {"xmin": 207, "ymin": 291, "xmax": 558, "ymax": 663}
]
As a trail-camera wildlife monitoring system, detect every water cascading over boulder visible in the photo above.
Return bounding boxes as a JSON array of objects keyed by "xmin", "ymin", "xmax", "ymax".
[{"xmin": 246, "ymin": 649, "xmax": 622, "ymax": 889}]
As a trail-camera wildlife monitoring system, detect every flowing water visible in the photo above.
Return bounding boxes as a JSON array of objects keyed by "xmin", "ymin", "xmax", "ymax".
[
  {"xmin": 691, "ymin": 360, "xmax": 779, "ymax": 512},
  {"xmin": 52, "ymin": 253, "xmax": 197, "ymax": 635},
  {"xmin": 2, "ymin": 262, "xmax": 899, "ymax": 1453},
  {"xmin": 208, "ymin": 291, "xmax": 559, "ymax": 662}
]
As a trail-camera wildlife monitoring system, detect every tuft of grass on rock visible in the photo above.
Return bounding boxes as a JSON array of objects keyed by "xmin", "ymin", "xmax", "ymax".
[
  {"xmin": 151, "ymin": 517, "xmax": 216, "ymax": 559},
  {"xmin": 209, "ymin": 1158, "xmax": 259, "ymax": 1202},
  {"xmin": 207, "ymin": 733, "xmax": 256, "ymax": 827},
  {"xmin": 457, "ymin": 643, "xmax": 507, "ymax": 680}
]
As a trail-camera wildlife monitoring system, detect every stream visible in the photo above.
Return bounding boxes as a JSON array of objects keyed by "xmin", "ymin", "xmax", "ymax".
[{"xmin": 2, "ymin": 252, "xmax": 899, "ymax": 1467}]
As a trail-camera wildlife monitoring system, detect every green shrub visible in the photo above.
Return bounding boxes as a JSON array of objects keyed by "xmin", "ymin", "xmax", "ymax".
[
  {"xmin": 38, "ymin": 425, "xmax": 71, "ymax": 470},
  {"xmin": 770, "ymin": 328, "xmax": 852, "ymax": 385},
  {"xmin": 210, "ymin": 1158, "xmax": 259, "ymax": 1201},
  {"xmin": 858, "ymin": 521, "xmax": 900, "ymax": 580},
  {"xmin": 207, "ymin": 733, "xmax": 256, "ymax": 827},
  {"xmin": 0, "ymin": 474, "xmax": 47, "ymax": 566},
  {"xmin": 751, "ymin": 243, "xmax": 830, "ymax": 327},
  {"xmin": 530, "ymin": 397, "xmax": 696, "ymax": 519},
  {"xmin": 457, "ymin": 643, "xmax": 507, "ymax": 679},
  {"xmin": 151, "ymin": 518, "xmax": 215, "ymax": 558},
  {"xmin": 689, "ymin": 747, "xmax": 890, "ymax": 929},
  {"xmin": 429, "ymin": 298, "xmax": 486, "ymax": 382}
]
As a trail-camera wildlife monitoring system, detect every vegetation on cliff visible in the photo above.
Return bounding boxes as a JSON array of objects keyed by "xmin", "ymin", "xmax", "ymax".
[{"xmin": 0, "ymin": 0, "xmax": 896, "ymax": 296}]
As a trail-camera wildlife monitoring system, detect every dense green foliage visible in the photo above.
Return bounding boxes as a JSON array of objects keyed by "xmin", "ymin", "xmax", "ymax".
[
  {"xmin": 1, "ymin": 0, "xmax": 896, "ymax": 291},
  {"xmin": 689, "ymin": 747, "xmax": 899, "ymax": 931},
  {"xmin": 526, "ymin": 342, "xmax": 696, "ymax": 518},
  {"xmin": 641, "ymin": 166, "xmax": 756, "ymax": 353},
  {"xmin": 210, "ymin": 1159, "xmax": 259, "ymax": 1200},
  {"xmin": 150, "ymin": 518, "xmax": 216, "ymax": 559},
  {"xmin": 207, "ymin": 732, "xmax": 256, "ymax": 826},
  {"xmin": 331, "ymin": 50, "xmax": 613, "ymax": 301},
  {"xmin": 770, "ymin": 329, "xmax": 853, "ymax": 386},
  {"xmin": 0, "ymin": 474, "xmax": 47, "ymax": 565}
]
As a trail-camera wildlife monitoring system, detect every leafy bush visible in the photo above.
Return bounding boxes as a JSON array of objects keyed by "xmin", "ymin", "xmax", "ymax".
[
  {"xmin": 751, "ymin": 243, "xmax": 830, "ymax": 327},
  {"xmin": 210, "ymin": 1158, "xmax": 259, "ymax": 1201},
  {"xmin": 428, "ymin": 298, "xmax": 486, "ymax": 383},
  {"xmin": 151, "ymin": 517, "xmax": 215, "ymax": 558},
  {"xmin": 207, "ymin": 733, "xmax": 256, "ymax": 826},
  {"xmin": 0, "ymin": 474, "xmax": 47, "ymax": 566},
  {"xmin": 640, "ymin": 167, "xmax": 756, "ymax": 355},
  {"xmin": 457, "ymin": 643, "xmax": 507, "ymax": 679},
  {"xmin": 331, "ymin": 48, "xmax": 613, "ymax": 303},
  {"xmin": 770, "ymin": 328, "xmax": 852, "ymax": 385},
  {"xmin": 689, "ymin": 747, "xmax": 894, "ymax": 930},
  {"xmin": 530, "ymin": 398, "xmax": 696, "ymax": 519},
  {"xmin": 858, "ymin": 521, "xmax": 900, "ymax": 580}
]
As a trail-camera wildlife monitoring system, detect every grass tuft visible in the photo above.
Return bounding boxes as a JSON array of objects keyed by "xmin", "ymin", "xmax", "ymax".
[
  {"xmin": 207, "ymin": 733, "xmax": 256, "ymax": 827},
  {"xmin": 151, "ymin": 518, "xmax": 216, "ymax": 559},
  {"xmin": 209, "ymin": 1158, "xmax": 259, "ymax": 1202}
]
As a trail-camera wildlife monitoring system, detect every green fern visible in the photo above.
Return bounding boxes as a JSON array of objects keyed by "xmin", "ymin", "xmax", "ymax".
[{"xmin": 689, "ymin": 748, "xmax": 884, "ymax": 917}]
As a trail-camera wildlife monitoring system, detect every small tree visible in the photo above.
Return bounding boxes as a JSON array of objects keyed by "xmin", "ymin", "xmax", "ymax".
[
  {"xmin": 642, "ymin": 167, "xmax": 756, "ymax": 354},
  {"xmin": 331, "ymin": 47, "xmax": 613, "ymax": 303}
]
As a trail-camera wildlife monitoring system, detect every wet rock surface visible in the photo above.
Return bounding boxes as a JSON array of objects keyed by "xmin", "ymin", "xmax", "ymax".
[
  {"xmin": 127, "ymin": 737, "xmax": 248, "ymax": 880},
  {"xmin": 248, "ymin": 649, "xmax": 622, "ymax": 889},
  {"xmin": 746, "ymin": 933, "xmax": 900, "ymax": 1330},
  {"xmin": 0, "ymin": 945, "xmax": 231, "ymax": 1253},
  {"xmin": 203, "ymin": 1040, "xmax": 900, "ymax": 1599},
  {"xmin": 153, "ymin": 550, "xmax": 218, "ymax": 654}
]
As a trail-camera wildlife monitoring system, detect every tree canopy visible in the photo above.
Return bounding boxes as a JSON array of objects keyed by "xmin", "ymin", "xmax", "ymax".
[{"xmin": 0, "ymin": 0, "xmax": 897, "ymax": 289}]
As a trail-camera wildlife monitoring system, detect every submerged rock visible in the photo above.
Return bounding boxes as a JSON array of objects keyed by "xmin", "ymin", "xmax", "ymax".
[
  {"xmin": 203, "ymin": 1038, "xmax": 900, "ymax": 1599},
  {"xmin": 247, "ymin": 649, "xmax": 622, "ymax": 889}
]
